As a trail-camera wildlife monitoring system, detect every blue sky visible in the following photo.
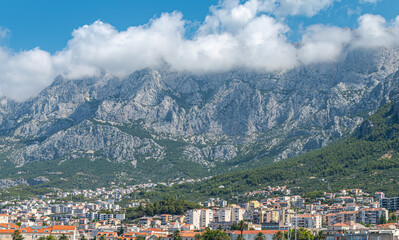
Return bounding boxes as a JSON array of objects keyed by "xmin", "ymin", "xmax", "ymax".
[
  {"xmin": 0, "ymin": 0, "xmax": 397, "ymax": 53},
  {"xmin": 0, "ymin": 0, "xmax": 217, "ymax": 52}
]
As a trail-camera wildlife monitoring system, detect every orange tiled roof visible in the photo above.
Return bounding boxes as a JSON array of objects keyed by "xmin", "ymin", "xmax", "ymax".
[
  {"xmin": 0, "ymin": 223, "xmax": 19, "ymax": 229},
  {"xmin": 97, "ymin": 232, "xmax": 118, "ymax": 237},
  {"xmin": 232, "ymin": 230, "xmax": 287, "ymax": 235},
  {"xmin": 52, "ymin": 226, "xmax": 76, "ymax": 231}
]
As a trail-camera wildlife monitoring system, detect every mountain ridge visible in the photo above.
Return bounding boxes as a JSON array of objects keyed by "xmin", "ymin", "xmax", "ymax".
[{"xmin": 0, "ymin": 47, "xmax": 399, "ymax": 189}]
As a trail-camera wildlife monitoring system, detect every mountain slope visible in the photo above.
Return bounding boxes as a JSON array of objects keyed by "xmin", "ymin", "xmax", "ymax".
[
  {"xmin": 145, "ymin": 101, "xmax": 399, "ymax": 201},
  {"xmin": 0, "ymin": 48, "xmax": 399, "ymax": 189}
]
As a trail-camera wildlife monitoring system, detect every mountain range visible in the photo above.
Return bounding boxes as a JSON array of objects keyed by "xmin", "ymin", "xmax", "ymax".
[{"xmin": 0, "ymin": 47, "xmax": 399, "ymax": 190}]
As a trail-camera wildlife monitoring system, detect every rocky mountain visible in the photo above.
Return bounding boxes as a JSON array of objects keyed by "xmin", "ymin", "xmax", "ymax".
[{"xmin": 0, "ymin": 47, "xmax": 399, "ymax": 189}]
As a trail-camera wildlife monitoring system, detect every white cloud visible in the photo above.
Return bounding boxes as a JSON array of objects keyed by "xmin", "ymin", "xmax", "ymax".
[
  {"xmin": 298, "ymin": 25, "xmax": 352, "ymax": 64},
  {"xmin": 0, "ymin": 47, "xmax": 53, "ymax": 101},
  {"xmin": 354, "ymin": 14, "xmax": 399, "ymax": 48},
  {"xmin": 271, "ymin": 0, "xmax": 338, "ymax": 17},
  {"xmin": 0, "ymin": 0, "xmax": 399, "ymax": 101},
  {"xmin": 359, "ymin": 0, "xmax": 381, "ymax": 4}
]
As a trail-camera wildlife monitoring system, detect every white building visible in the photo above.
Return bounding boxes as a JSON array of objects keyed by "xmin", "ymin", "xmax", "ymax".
[
  {"xmin": 291, "ymin": 214, "xmax": 322, "ymax": 229},
  {"xmin": 187, "ymin": 209, "xmax": 201, "ymax": 229}
]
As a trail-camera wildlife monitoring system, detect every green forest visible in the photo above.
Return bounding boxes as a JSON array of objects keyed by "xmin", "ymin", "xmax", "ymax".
[{"xmin": 137, "ymin": 101, "xmax": 399, "ymax": 201}]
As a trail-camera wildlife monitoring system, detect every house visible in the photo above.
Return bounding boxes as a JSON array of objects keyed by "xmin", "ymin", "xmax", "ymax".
[
  {"xmin": 161, "ymin": 215, "xmax": 172, "ymax": 224},
  {"xmin": 0, "ymin": 223, "xmax": 19, "ymax": 230},
  {"xmin": 96, "ymin": 232, "xmax": 118, "ymax": 240},
  {"xmin": 0, "ymin": 215, "xmax": 11, "ymax": 224}
]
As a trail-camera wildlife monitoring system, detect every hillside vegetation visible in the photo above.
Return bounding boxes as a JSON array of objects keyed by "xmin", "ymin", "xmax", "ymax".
[
  {"xmin": 140, "ymin": 101, "xmax": 399, "ymax": 201},
  {"xmin": 2, "ymin": 101, "xmax": 399, "ymax": 200}
]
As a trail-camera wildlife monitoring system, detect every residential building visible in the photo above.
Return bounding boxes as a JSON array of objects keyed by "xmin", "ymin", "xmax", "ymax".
[
  {"xmin": 380, "ymin": 197, "xmax": 399, "ymax": 211},
  {"xmin": 291, "ymin": 214, "xmax": 322, "ymax": 229},
  {"xmin": 358, "ymin": 208, "xmax": 388, "ymax": 225}
]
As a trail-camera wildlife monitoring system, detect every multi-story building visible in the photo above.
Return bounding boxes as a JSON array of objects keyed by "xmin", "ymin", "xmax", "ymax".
[
  {"xmin": 358, "ymin": 208, "xmax": 388, "ymax": 225},
  {"xmin": 200, "ymin": 209, "xmax": 213, "ymax": 228},
  {"xmin": 161, "ymin": 214, "xmax": 172, "ymax": 224},
  {"xmin": 186, "ymin": 209, "xmax": 201, "ymax": 229},
  {"xmin": 216, "ymin": 208, "xmax": 231, "ymax": 222},
  {"xmin": 337, "ymin": 211, "xmax": 358, "ymax": 224},
  {"xmin": 375, "ymin": 192, "xmax": 385, "ymax": 201},
  {"xmin": 326, "ymin": 213, "xmax": 338, "ymax": 226},
  {"xmin": 187, "ymin": 209, "xmax": 213, "ymax": 229},
  {"xmin": 231, "ymin": 207, "xmax": 245, "ymax": 222},
  {"xmin": 380, "ymin": 197, "xmax": 399, "ymax": 211},
  {"xmin": 291, "ymin": 214, "xmax": 322, "ymax": 229}
]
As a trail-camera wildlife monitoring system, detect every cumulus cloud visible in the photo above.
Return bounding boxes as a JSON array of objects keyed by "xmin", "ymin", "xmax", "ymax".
[
  {"xmin": 0, "ymin": 0, "xmax": 399, "ymax": 101},
  {"xmin": 0, "ymin": 47, "xmax": 53, "ymax": 100},
  {"xmin": 354, "ymin": 14, "xmax": 399, "ymax": 48},
  {"xmin": 298, "ymin": 25, "xmax": 352, "ymax": 64}
]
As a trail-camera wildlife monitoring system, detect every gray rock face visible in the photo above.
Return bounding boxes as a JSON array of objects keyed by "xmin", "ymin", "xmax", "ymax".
[
  {"xmin": 0, "ymin": 47, "xmax": 399, "ymax": 185},
  {"xmin": 183, "ymin": 145, "xmax": 238, "ymax": 167},
  {"xmin": 10, "ymin": 120, "xmax": 164, "ymax": 166},
  {"xmin": 0, "ymin": 179, "xmax": 28, "ymax": 189}
]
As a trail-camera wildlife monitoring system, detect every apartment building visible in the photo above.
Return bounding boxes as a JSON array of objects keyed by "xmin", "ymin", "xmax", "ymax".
[{"xmin": 291, "ymin": 214, "xmax": 322, "ymax": 229}]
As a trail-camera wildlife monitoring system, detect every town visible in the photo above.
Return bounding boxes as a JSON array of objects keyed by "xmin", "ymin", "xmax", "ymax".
[{"xmin": 0, "ymin": 185, "xmax": 398, "ymax": 240}]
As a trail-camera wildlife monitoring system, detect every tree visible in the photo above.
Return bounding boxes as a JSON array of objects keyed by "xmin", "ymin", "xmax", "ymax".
[
  {"xmin": 201, "ymin": 228, "xmax": 229, "ymax": 240},
  {"xmin": 79, "ymin": 235, "xmax": 87, "ymax": 240},
  {"xmin": 388, "ymin": 212, "xmax": 398, "ymax": 223},
  {"xmin": 256, "ymin": 232, "xmax": 264, "ymax": 240},
  {"xmin": 272, "ymin": 231, "xmax": 284, "ymax": 240},
  {"xmin": 38, "ymin": 237, "xmax": 46, "ymax": 240},
  {"xmin": 231, "ymin": 223, "xmax": 239, "ymax": 230},
  {"xmin": 12, "ymin": 230, "xmax": 24, "ymax": 240},
  {"xmin": 118, "ymin": 226, "xmax": 124, "ymax": 236},
  {"xmin": 238, "ymin": 221, "xmax": 247, "ymax": 239},
  {"xmin": 99, "ymin": 235, "xmax": 106, "ymax": 240},
  {"xmin": 136, "ymin": 237, "xmax": 145, "ymax": 240},
  {"xmin": 46, "ymin": 235, "xmax": 57, "ymax": 240},
  {"xmin": 195, "ymin": 234, "xmax": 201, "ymax": 240},
  {"xmin": 283, "ymin": 228, "xmax": 313, "ymax": 240},
  {"xmin": 58, "ymin": 234, "xmax": 69, "ymax": 240},
  {"xmin": 172, "ymin": 230, "xmax": 182, "ymax": 240},
  {"xmin": 315, "ymin": 231, "xmax": 325, "ymax": 240}
]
